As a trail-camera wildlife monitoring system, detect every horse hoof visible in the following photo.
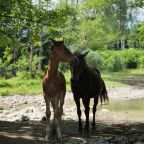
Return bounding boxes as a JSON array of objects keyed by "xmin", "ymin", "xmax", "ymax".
[
  {"xmin": 84, "ymin": 127, "xmax": 89, "ymax": 134},
  {"xmin": 45, "ymin": 136, "xmax": 51, "ymax": 142},
  {"xmin": 58, "ymin": 136, "xmax": 63, "ymax": 143},
  {"xmin": 51, "ymin": 128, "xmax": 57, "ymax": 136},
  {"xmin": 92, "ymin": 127, "xmax": 95, "ymax": 130},
  {"xmin": 79, "ymin": 128, "xmax": 83, "ymax": 134}
]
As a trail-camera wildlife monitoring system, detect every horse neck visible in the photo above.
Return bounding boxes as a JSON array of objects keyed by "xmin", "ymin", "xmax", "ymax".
[
  {"xmin": 47, "ymin": 54, "xmax": 59, "ymax": 79},
  {"xmin": 80, "ymin": 64, "xmax": 89, "ymax": 79}
]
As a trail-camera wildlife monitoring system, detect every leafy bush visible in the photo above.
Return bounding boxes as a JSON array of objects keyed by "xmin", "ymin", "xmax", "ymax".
[
  {"xmin": 138, "ymin": 56, "xmax": 144, "ymax": 68},
  {"xmin": 122, "ymin": 49, "xmax": 140, "ymax": 69},
  {"xmin": 86, "ymin": 51, "xmax": 103, "ymax": 71},
  {"xmin": 113, "ymin": 55, "xmax": 125, "ymax": 72},
  {"xmin": 0, "ymin": 89, "xmax": 10, "ymax": 96},
  {"xmin": 89, "ymin": 49, "xmax": 144, "ymax": 72},
  {"xmin": 59, "ymin": 63, "xmax": 69, "ymax": 73}
]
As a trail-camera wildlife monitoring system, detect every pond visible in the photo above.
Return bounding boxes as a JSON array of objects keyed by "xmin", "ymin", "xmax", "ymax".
[{"xmin": 96, "ymin": 98, "xmax": 144, "ymax": 123}]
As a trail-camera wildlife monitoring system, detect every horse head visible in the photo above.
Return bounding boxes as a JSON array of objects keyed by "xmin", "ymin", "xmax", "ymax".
[
  {"xmin": 70, "ymin": 49, "xmax": 89, "ymax": 83},
  {"xmin": 50, "ymin": 38, "xmax": 78, "ymax": 65}
]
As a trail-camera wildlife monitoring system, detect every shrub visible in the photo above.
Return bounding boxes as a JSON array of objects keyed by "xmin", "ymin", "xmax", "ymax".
[
  {"xmin": 86, "ymin": 51, "xmax": 103, "ymax": 71},
  {"xmin": 0, "ymin": 89, "xmax": 10, "ymax": 96},
  {"xmin": 113, "ymin": 55, "xmax": 125, "ymax": 72},
  {"xmin": 104, "ymin": 55, "xmax": 114, "ymax": 72},
  {"xmin": 123, "ymin": 49, "xmax": 140, "ymax": 69},
  {"xmin": 59, "ymin": 63, "xmax": 69, "ymax": 73},
  {"xmin": 99, "ymin": 49, "xmax": 144, "ymax": 71},
  {"xmin": 138, "ymin": 56, "xmax": 144, "ymax": 68}
]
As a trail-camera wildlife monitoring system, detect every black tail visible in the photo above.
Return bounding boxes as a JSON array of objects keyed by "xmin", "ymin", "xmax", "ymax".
[{"xmin": 100, "ymin": 79, "xmax": 109, "ymax": 105}]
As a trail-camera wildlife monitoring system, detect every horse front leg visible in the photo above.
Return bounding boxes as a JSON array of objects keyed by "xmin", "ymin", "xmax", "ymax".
[
  {"xmin": 54, "ymin": 96, "xmax": 63, "ymax": 142},
  {"xmin": 45, "ymin": 97, "xmax": 51, "ymax": 141},
  {"xmin": 74, "ymin": 97, "xmax": 82, "ymax": 133},
  {"xmin": 92, "ymin": 97, "xmax": 98, "ymax": 129},
  {"xmin": 82, "ymin": 98, "xmax": 90, "ymax": 133}
]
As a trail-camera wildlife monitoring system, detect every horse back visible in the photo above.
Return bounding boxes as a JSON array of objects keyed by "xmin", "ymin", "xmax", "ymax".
[
  {"xmin": 71, "ymin": 67, "xmax": 103, "ymax": 98},
  {"xmin": 87, "ymin": 68, "xmax": 103, "ymax": 95}
]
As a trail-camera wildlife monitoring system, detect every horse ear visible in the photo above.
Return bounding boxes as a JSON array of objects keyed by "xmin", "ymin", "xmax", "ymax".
[
  {"xmin": 62, "ymin": 37, "xmax": 65, "ymax": 43},
  {"xmin": 50, "ymin": 38, "xmax": 56, "ymax": 44},
  {"xmin": 81, "ymin": 49, "xmax": 90, "ymax": 57}
]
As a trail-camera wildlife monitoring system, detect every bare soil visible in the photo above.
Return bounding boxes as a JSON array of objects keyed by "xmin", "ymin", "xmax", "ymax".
[{"xmin": 0, "ymin": 85, "xmax": 144, "ymax": 144}]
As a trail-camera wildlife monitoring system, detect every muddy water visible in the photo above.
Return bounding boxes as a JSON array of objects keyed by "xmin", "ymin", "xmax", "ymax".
[
  {"xmin": 107, "ymin": 99, "xmax": 144, "ymax": 112},
  {"xmin": 95, "ymin": 99, "xmax": 144, "ymax": 123}
]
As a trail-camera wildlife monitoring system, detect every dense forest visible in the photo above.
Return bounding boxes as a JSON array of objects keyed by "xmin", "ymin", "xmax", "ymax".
[{"xmin": 0, "ymin": 0, "xmax": 144, "ymax": 78}]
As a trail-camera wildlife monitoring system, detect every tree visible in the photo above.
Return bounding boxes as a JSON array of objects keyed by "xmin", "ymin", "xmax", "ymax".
[{"xmin": 0, "ymin": 0, "xmax": 76, "ymax": 77}]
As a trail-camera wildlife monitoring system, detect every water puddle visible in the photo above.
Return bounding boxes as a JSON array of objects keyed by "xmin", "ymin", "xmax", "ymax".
[{"xmin": 96, "ymin": 99, "xmax": 144, "ymax": 123}]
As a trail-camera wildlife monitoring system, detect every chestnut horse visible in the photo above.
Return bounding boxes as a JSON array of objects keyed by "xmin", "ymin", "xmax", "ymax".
[{"xmin": 43, "ymin": 39, "xmax": 77, "ymax": 142}]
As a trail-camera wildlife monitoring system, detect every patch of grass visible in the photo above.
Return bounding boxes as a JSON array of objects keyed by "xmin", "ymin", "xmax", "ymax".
[
  {"xmin": 64, "ymin": 71, "xmax": 127, "ymax": 91},
  {"xmin": 65, "ymin": 69, "xmax": 144, "ymax": 90},
  {"xmin": 0, "ymin": 76, "xmax": 42, "ymax": 96},
  {"xmin": 0, "ymin": 69, "xmax": 144, "ymax": 96},
  {"xmin": 0, "ymin": 89, "xmax": 10, "ymax": 96}
]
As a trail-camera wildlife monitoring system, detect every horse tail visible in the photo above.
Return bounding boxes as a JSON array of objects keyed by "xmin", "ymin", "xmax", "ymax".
[{"xmin": 100, "ymin": 79, "xmax": 109, "ymax": 105}]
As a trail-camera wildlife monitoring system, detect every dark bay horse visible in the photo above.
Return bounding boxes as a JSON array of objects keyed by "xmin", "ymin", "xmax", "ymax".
[
  {"xmin": 43, "ymin": 39, "xmax": 77, "ymax": 142},
  {"xmin": 70, "ymin": 50, "xmax": 108, "ymax": 133}
]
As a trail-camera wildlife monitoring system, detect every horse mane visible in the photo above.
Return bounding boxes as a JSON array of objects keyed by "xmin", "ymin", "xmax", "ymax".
[{"xmin": 74, "ymin": 52, "xmax": 88, "ymax": 67}]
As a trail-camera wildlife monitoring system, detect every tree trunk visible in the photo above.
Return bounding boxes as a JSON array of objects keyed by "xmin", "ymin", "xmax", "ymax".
[
  {"xmin": 38, "ymin": 25, "xmax": 43, "ymax": 70},
  {"xmin": 29, "ymin": 43, "xmax": 33, "ymax": 77},
  {"xmin": 38, "ymin": 43, "xmax": 43, "ymax": 70},
  {"xmin": 121, "ymin": 38, "xmax": 125, "ymax": 49},
  {"xmin": 12, "ymin": 49, "xmax": 17, "ymax": 77}
]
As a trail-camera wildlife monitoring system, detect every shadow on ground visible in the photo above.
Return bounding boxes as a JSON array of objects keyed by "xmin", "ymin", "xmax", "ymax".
[
  {"xmin": 0, "ymin": 120, "xmax": 144, "ymax": 144},
  {"xmin": 121, "ymin": 77, "xmax": 144, "ymax": 89}
]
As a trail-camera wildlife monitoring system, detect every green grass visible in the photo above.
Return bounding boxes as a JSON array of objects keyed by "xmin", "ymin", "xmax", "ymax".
[
  {"xmin": 0, "ymin": 76, "xmax": 42, "ymax": 96},
  {"xmin": 64, "ymin": 71, "xmax": 125, "ymax": 91},
  {"xmin": 64, "ymin": 69, "xmax": 144, "ymax": 91},
  {"xmin": 0, "ymin": 69, "xmax": 144, "ymax": 96}
]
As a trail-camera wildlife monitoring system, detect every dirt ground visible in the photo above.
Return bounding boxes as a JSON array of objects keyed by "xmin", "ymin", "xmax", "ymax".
[
  {"xmin": 0, "ymin": 120, "xmax": 144, "ymax": 144},
  {"xmin": 0, "ymin": 86, "xmax": 144, "ymax": 144}
]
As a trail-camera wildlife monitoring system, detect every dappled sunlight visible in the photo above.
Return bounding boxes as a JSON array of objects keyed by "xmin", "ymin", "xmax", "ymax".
[{"xmin": 0, "ymin": 120, "xmax": 144, "ymax": 144}]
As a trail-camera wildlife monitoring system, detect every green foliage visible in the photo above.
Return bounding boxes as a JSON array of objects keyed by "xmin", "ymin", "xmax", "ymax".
[
  {"xmin": 64, "ymin": 69, "xmax": 144, "ymax": 92},
  {"xmin": 101, "ymin": 53, "xmax": 125, "ymax": 72},
  {"xmin": 123, "ymin": 49, "xmax": 139, "ymax": 69},
  {"xmin": 59, "ymin": 63, "xmax": 69, "ymax": 73},
  {"xmin": 0, "ymin": 72, "xmax": 43, "ymax": 96},
  {"xmin": 0, "ymin": 89, "xmax": 10, "ymax": 96},
  {"xmin": 85, "ymin": 49, "xmax": 144, "ymax": 72},
  {"xmin": 0, "ymin": 0, "xmax": 144, "ymax": 81},
  {"xmin": 113, "ymin": 55, "xmax": 125, "ymax": 72},
  {"xmin": 86, "ymin": 51, "xmax": 103, "ymax": 71},
  {"xmin": 0, "ymin": 47, "xmax": 14, "ymax": 78},
  {"xmin": 16, "ymin": 56, "xmax": 29, "ymax": 71},
  {"xmin": 138, "ymin": 56, "xmax": 144, "ymax": 68}
]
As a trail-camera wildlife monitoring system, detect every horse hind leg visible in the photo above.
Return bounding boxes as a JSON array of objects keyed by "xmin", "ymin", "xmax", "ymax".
[
  {"xmin": 82, "ymin": 98, "xmax": 90, "ymax": 133},
  {"xmin": 51, "ymin": 103, "xmax": 57, "ymax": 136},
  {"xmin": 51, "ymin": 94, "xmax": 63, "ymax": 138},
  {"xmin": 54, "ymin": 93, "xmax": 64, "ymax": 142},
  {"xmin": 59, "ymin": 91, "xmax": 65, "ymax": 117},
  {"xmin": 74, "ymin": 97, "xmax": 82, "ymax": 133},
  {"xmin": 92, "ymin": 97, "xmax": 98, "ymax": 129}
]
